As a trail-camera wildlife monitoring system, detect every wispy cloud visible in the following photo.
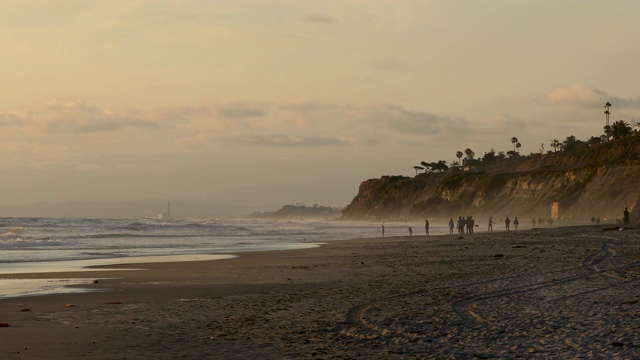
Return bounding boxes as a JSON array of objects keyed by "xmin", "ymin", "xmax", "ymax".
[
  {"xmin": 366, "ymin": 104, "xmax": 470, "ymax": 136},
  {"xmin": 227, "ymin": 134, "xmax": 348, "ymax": 147},
  {"xmin": 216, "ymin": 102, "xmax": 267, "ymax": 118},
  {"xmin": 546, "ymin": 83, "xmax": 639, "ymax": 109},
  {"xmin": 1, "ymin": 100, "xmax": 193, "ymax": 134},
  {"xmin": 300, "ymin": 12, "xmax": 338, "ymax": 24}
]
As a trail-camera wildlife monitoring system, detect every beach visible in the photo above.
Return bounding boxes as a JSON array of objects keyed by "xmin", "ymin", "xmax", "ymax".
[{"xmin": 1, "ymin": 225, "xmax": 640, "ymax": 359}]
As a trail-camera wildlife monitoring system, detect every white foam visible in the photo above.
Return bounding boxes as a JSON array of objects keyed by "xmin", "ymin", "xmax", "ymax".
[
  {"xmin": 0, "ymin": 278, "xmax": 106, "ymax": 298},
  {"xmin": 0, "ymin": 254, "xmax": 237, "ymax": 275}
]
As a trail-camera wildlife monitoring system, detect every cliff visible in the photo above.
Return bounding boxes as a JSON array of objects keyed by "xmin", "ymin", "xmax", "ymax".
[{"xmin": 342, "ymin": 135, "xmax": 640, "ymax": 223}]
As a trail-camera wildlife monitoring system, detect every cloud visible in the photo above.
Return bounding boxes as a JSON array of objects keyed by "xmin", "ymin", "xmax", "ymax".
[
  {"xmin": 1, "ymin": 100, "xmax": 194, "ymax": 134},
  {"xmin": 279, "ymin": 101, "xmax": 339, "ymax": 113},
  {"xmin": 546, "ymin": 83, "xmax": 638, "ymax": 109},
  {"xmin": 215, "ymin": 134, "xmax": 347, "ymax": 148},
  {"xmin": 367, "ymin": 104, "xmax": 470, "ymax": 136},
  {"xmin": 300, "ymin": 12, "xmax": 338, "ymax": 24},
  {"xmin": 546, "ymin": 83, "xmax": 607, "ymax": 108},
  {"xmin": 72, "ymin": 162, "xmax": 171, "ymax": 173},
  {"xmin": 0, "ymin": 111, "xmax": 24, "ymax": 127},
  {"xmin": 216, "ymin": 102, "xmax": 266, "ymax": 118}
]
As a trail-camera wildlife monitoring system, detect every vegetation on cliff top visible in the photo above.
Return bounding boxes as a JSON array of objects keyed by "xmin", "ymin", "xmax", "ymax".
[
  {"xmin": 342, "ymin": 126, "xmax": 640, "ymax": 221},
  {"xmin": 250, "ymin": 204, "xmax": 342, "ymax": 220}
]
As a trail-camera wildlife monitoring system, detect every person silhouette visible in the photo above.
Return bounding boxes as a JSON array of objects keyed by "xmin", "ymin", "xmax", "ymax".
[{"xmin": 623, "ymin": 207, "xmax": 630, "ymax": 226}]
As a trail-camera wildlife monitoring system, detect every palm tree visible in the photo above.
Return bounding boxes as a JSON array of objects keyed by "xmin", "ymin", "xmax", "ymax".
[
  {"xmin": 610, "ymin": 120, "xmax": 632, "ymax": 139},
  {"xmin": 604, "ymin": 102, "xmax": 612, "ymax": 140},
  {"xmin": 456, "ymin": 151, "xmax": 463, "ymax": 165},
  {"xmin": 511, "ymin": 137, "xmax": 518, "ymax": 152},
  {"xmin": 550, "ymin": 139, "xmax": 560, "ymax": 152},
  {"xmin": 516, "ymin": 142, "xmax": 521, "ymax": 153}
]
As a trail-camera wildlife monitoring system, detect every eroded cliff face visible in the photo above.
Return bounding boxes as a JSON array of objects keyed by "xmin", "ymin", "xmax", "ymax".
[{"xmin": 342, "ymin": 136, "xmax": 640, "ymax": 223}]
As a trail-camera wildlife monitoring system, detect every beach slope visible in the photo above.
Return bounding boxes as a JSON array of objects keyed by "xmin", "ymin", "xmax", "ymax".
[{"xmin": 2, "ymin": 226, "xmax": 640, "ymax": 359}]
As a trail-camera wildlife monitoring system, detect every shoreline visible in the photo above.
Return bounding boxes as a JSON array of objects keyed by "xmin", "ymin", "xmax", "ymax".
[{"xmin": 2, "ymin": 224, "xmax": 640, "ymax": 358}]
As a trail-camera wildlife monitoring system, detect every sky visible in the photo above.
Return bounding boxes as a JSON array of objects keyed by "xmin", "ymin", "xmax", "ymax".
[{"xmin": 1, "ymin": 0, "xmax": 639, "ymax": 211}]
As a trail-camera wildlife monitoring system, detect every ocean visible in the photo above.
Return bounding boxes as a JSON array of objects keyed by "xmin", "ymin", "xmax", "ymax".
[{"xmin": 0, "ymin": 217, "xmax": 448, "ymax": 296}]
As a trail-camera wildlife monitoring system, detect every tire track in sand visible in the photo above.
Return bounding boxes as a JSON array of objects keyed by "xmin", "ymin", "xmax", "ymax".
[{"xmin": 345, "ymin": 235, "xmax": 640, "ymax": 333}]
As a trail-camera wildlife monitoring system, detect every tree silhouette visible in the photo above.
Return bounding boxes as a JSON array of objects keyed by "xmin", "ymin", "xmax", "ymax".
[
  {"xmin": 516, "ymin": 142, "xmax": 521, "ymax": 153},
  {"xmin": 561, "ymin": 135, "xmax": 582, "ymax": 151},
  {"xmin": 550, "ymin": 139, "xmax": 560, "ymax": 152},
  {"xmin": 464, "ymin": 148, "xmax": 475, "ymax": 160},
  {"xmin": 432, "ymin": 160, "xmax": 448, "ymax": 172},
  {"xmin": 456, "ymin": 151, "xmax": 463, "ymax": 165},
  {"xmin": 511, "ymin": 137, "xmax": 518, "ymax": 152},
  {"xmin": 610, "ymin": 120, "xmax": 632, "ymax": 139},
  {"xmin": 482, "ymin": 148, "xmax": 497, "ymax": 162},
  {"xmin": 413, "ymin": 166, "xmax": 424, "ymax": 175},
  {"xmin": 603, "ymin": 125, "xmax": 613, "ymax": 140}
]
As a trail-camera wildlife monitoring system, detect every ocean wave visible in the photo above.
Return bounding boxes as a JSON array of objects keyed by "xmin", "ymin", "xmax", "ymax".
[
  {"xmin": 0, "ymin": 227, "xmax": 25, "ymax": 235},
  {"xmin": 0, "ymin": 237, "xmax": 64, "ymax": 248},
  {"xmin": 123, "ymin": 219, "xmax": 222, "ymax": 232}
]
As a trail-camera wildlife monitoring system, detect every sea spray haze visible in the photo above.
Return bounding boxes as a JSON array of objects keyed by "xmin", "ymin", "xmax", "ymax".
[{"xmin": 0, "ymin": 217, "xmax": 447, "ymax": 265}]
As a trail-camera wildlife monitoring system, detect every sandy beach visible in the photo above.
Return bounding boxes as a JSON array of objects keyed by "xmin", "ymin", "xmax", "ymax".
[{"xmin": 2, "ymin": 225, "xmax": 640, "ymax": 359}]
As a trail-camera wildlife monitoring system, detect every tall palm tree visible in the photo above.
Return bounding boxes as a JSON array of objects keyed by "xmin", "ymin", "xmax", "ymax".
[
  {"xmin": 511, "ymin": 137, "xmax": 518, "ymax": 152},
  {"xmin": 604, "ymin": 102, "xmax": 612, "ymax": 140},
  {"xmin": 456, "ymin": 151, "xmax": 463, "ymax": 165},
  {"xmin": 516, "ymin": 142, "xmax": 521, "ymax": 153}
]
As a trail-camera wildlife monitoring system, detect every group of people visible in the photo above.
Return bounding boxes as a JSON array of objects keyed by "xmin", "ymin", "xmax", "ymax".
[
  {"xmin": 447, "ymin": 216, "xmax": 476, "ymax": 234},
  {"xmin": 382, "ymin": 207, "xmax": 633, "ymax": 238},
  {"xmin": 446, "ymin": 216, "xmax": 519, "ymax": 233}
]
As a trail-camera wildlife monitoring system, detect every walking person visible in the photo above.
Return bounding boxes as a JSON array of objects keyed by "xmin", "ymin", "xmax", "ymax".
[
  {"xmin": 448, "ymin": 218, "xmax": 455, "ymax": 234},
  {"xmin": 408, "ymin": 227, "xmax": 413, "ymax": 237},
  {"xmin": 514, "ymin": 217, "xmax": 519, "ymax": 230},
  {"xmin": 425, "ymin": 219, "xmax": 430, "ymax": 236},
  {"xmin": 488, "ymin": 217, "xmax": 495, "ymax": 232},
  {"xmin": 505, "ymin": 217, "xmax": 511, "ymax": 231},
  {"xmin": 382, "ymin": 225, "xmax": 385, "ymax": 237}
]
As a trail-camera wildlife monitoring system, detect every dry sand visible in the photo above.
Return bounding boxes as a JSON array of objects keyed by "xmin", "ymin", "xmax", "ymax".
[{"xmin": 2, "ymin": 225, "xmax": 640, "ymax": 359}]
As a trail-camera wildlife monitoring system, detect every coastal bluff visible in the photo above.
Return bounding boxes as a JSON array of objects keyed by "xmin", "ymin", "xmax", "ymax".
[{"xmin": 342, "ymin": 135, "xmax": 640, "ymax": 223}]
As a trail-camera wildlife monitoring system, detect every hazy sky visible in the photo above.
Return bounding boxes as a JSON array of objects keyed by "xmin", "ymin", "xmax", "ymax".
[{"xmin": 1, "ymin": 0, "xmax": 639, "ymax": 209}]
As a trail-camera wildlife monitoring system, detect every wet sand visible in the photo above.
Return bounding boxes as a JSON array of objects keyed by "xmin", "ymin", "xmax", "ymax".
[{"xmin": 1, "ymin": 225, "xmax": 640, "ymax": 359}]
